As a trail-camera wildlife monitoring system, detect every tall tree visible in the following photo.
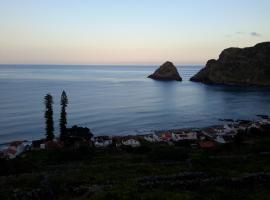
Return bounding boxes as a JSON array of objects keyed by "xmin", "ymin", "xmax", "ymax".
[
  {"xmin": 60, "ymin": 90, "xmax": 68, "ymax": 141},
  {"xmin": 44, "ymin": 94, "xmax": 54, "ymax": 141}
]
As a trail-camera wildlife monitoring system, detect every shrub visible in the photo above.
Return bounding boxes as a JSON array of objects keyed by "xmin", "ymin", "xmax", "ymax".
[{"xmin": 148, "ymin": 146, "xmax": 189, "ymax": 162}]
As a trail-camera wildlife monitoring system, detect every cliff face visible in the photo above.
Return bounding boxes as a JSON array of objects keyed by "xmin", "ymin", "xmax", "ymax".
[
  {"xmin": 190, "ymin": 42, "xmax": 270, "ymax": 86},
  {"xmin": 148, "ymin": 62, "xmax": 182, "ymax": 81}
]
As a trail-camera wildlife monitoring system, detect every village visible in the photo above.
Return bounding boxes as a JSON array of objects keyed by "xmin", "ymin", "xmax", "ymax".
[{"xmin": 1, "ymin": 116, "xmax": 270, "ymax": 160}]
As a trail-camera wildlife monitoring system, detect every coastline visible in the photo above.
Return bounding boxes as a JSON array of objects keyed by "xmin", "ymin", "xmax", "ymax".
[{"xmin": 1, "ymin": 114, "xmax": 269, "ymax": 152}]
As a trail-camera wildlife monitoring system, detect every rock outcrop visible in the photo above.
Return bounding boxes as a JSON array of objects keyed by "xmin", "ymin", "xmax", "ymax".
[
  {"xmin": 148, "ymin": 62, "xmax": 182, "ymax": 81},
  {"xmin": 190, "ymin": 42, "xmax": 270, "ymax": 86}
]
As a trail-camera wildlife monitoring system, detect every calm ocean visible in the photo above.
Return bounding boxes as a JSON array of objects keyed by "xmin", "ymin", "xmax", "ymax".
[{"xmin": 0, "ymin": 65, "xmax": 270, "ymax": 143}]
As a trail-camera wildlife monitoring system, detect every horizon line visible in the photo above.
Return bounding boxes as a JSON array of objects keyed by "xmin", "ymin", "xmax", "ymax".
[{"xmin": 0, "ymin": 63, "xmax": 205, "ymax": 66}]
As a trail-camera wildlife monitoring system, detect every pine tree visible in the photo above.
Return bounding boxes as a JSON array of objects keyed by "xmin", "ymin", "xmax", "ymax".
[
  {"xmin": 44, "ymin": 94, "xmax": 54, "ymax": 141},
  {"xmin": 60, "ymin": 90, "xmax": 68, "ymax": 141}
]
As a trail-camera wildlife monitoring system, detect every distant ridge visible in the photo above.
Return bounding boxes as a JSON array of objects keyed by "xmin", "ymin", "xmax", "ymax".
[{"xmin": 190, "ymin": 42, "xmax": 270, "ymax": 86}]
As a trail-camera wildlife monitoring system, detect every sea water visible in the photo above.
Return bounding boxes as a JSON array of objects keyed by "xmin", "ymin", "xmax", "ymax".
[{"xmin": 0, "ymin": 65, "xmax": 270, "ymax": 143}]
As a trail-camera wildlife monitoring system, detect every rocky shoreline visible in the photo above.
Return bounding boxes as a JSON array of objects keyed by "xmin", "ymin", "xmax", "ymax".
[{"xmin": 1, "ymin": 115, "xmax": 269, "ymax": 159}]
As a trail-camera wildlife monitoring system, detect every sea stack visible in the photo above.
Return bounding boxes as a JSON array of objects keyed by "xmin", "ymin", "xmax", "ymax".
[
  {"xmin": 148, "ymin": 61, "xmax": 182, "ymax": 81},
  {"xmin": 190, "ymin": 42, "xmax": 270, "ymax": 86}
]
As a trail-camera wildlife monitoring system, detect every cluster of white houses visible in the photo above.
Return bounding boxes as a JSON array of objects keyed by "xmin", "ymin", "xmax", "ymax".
[
  {"xmin": 93, "ymin": 136, "xmax": 141, "ymax": 148},
  {"xmin": 1, "ymin": 117, "xmax": 270, "ymax": 159},
  {"xmin": 92, "ymin": 132, "xmax": 198, "ymax": 148},
  {"xmin": 144, "ymin": 132, "xmax": 198, "ymax": 143},
  {"xmin": 93, "ymin": 117, "xmax": 270, "ymax": 148},
  {"xmin": 0, "ymin": 141, "xmax": 31, "ymax": 159}
]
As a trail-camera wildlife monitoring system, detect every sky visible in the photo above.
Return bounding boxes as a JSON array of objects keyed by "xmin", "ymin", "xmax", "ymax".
[{"xmin": 0, "ymin": 0, "xmax": 269, "ymax": 65}]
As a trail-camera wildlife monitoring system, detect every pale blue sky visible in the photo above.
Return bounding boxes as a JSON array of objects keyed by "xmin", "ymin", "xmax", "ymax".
[{"xmin": 0, "ymin": 0, "xmax": 269, "ymax": 64}]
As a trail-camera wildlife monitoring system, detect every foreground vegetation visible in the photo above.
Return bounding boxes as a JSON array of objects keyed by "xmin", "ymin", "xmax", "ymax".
[{"xmin": 1, "ymin": 133, "xmax": 270, "ymax": 200}]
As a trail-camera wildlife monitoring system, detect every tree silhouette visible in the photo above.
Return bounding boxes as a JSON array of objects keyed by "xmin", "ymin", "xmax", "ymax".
[
  {"xmin": 60, "ymin": 90, "xmax": 68, "ymax": 141},
  {"xmin": 44, "ymin": 94, "xmax": 54, "ymax": 141}
]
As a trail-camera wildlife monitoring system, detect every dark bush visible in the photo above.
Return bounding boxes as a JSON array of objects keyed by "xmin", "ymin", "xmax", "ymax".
[
  {"xmin": 46, "ymin": 145, "xmax": 94, "ymax": 163},
  {"xmin": 174, "ymin": 140, "xmax": 194, "ymax": 147},
  {"xmin": 133, "ymin": 145, "xmax": 152, "ymax": 154},
  {"xmin": 148, "ymin": 146, "xmax": 189, "ymax": 162},
  {"xmin": 0, "ymin": 157, "xmax": 36, "ymax": 176},
  {"xmin": 261, "ymin": 124, "xmax": 270, "ymax": 134},
  {"xmin": 247, "ymin": 127, "xmax": 262, "ymax": 136},
  {"xmin": 66, "ymin": 125, "xmax": 93, "ymax": 141}
]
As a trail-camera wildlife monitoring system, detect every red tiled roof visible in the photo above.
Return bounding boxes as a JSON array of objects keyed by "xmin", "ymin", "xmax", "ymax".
[
  {"xmin": 160, "ymin": 133, "xmax": 172, "ymax": 141},
  {"xmin": 199, "ymin": 141, "xmax": 216, "ymax": 149},
  {"xmin": 9, "ymin": 141, "xmax": 23, "ymax": 147},
  {"xmin": 45, "ymin": 141, "xmax": 62, "ymax": 149},
  {"xmin": 3, "ymin": 148, "xmax": 17, "ymax": 155}
]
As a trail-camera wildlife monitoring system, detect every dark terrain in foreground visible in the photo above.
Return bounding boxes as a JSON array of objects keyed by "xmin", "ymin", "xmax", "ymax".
[{"xmin": 1, "ymin": 129, "xmax": 270, "ymax": 200}]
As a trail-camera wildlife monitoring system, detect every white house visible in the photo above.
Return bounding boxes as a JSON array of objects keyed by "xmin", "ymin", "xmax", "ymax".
[
  {"xmin": 2, "ymin": 141, "xmax": 27, "ymax": 159},
  {"xmin": 144, "ymin": 135, "xmax": 155, "ymax": 143},
  {"xmin": 201, "ymin": 128, "xmax": 217, "ymax": 139},
  {"xmin": 250, "ymin": 122, "xmax": 261, "ymax": 129},
  {"xmin": 144, "ymin": 134, "xmax": 161, "ymax": 143},
  {"xmin": 223, "ymin": 124, "xmax": 237, "ymax": 134},
  {"xmin": 172, "ymin": 132, "xmax": 197, "ymax": 141},
  {"xmin": 186, "ymin": 132, "xmax": 198, "ymax": 140},
  {"xmin": 40, "ymin": 143, "xmax": 46, "ymax": 149},
  {"xmin": 93, "ymin": 136, "xmax": 113, "ymax": 148},
  {"xmin": 122, "ymin": 139, "xmax": 141, "ymax": 147},
  {"xmin": 215, "ymin": 127, "xmax": 227, "ymax": 136},
  {"xmin": 172, "ymin": 133, "xmax": 185, "ymax": 141},
  {"xmin": 258, "ymin": 118, "xmax": 270, "ymax": 125},
  {"xmin": 94, "ymin": 140, "xmax": 112, "ymax": 148},
  {"xmin": 215, "ymin": 136, "xmax": 226, "ymax": 144},
  {"xmin": 153, "ymin": 134, "xmax": 161, "ymax": 142}
]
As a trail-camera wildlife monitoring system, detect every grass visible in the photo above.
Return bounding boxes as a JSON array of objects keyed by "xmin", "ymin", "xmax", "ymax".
[{"xmin": 1, "ymin": 136, "xmax": 270, "ymax": 199}]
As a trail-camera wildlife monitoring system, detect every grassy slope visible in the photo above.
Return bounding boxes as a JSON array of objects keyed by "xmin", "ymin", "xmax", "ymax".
[{"xmin": 1, "ymin": 136, "xmax": 270, "ymax": 200}]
